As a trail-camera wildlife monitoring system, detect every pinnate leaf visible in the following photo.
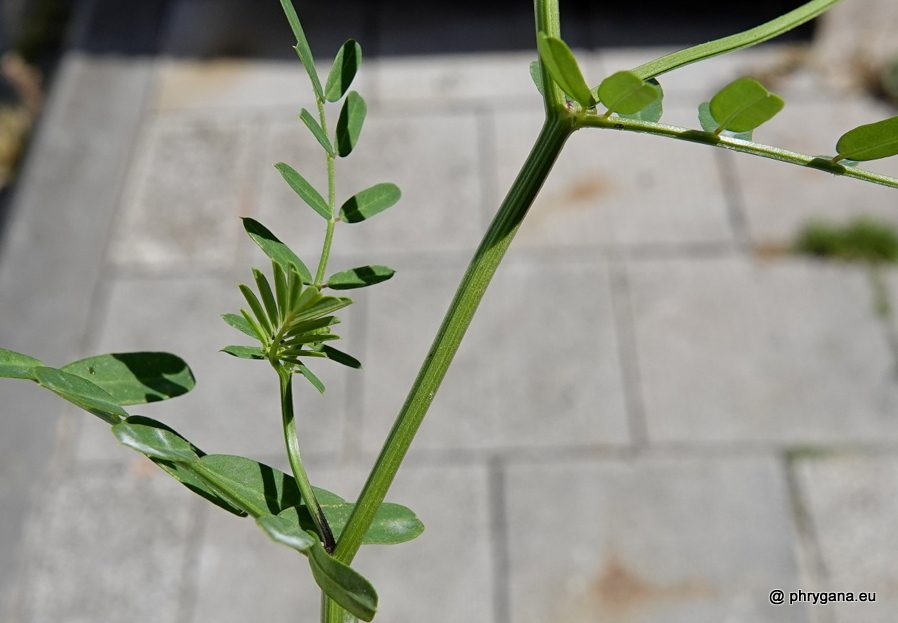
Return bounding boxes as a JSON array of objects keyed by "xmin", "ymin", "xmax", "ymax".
[
  {"xmin": 327, "ymin": 265, "xmax": 395, "ymax": 289},
  {"xmin": 61, "ymin": 352, "xmax": 195, "ymax": 405},
  {"xmin": 274, "ymin": 162, "xmax": 330, "ymax": 220},
  {"xmin": 308, "ymin": 541, "xmax": 378, "ymax": 621},
  {"xmin": 698, "ymin": 102, "xmax": 753, "ymax": 140},
  {"xmin": 340, "ymin": 183, "xmax": 401, "ymax": 223},
  {"xmin": 242, "ymin": 217, "xmax": 313, "ymax": 283},
  {"xmin": 836, "ymin": 116, "xmax": 898, "ymax": 162},
  {"xmin": 336, "ymin": 91, "xmax": 366, "ymax": 157},
  {"xmin": 325, "ymin": 39, "xmax": 362, "ymax": 102},
  {"xmin": 597, "ymin": 71, "xmax": 661, "ymax": 115},
  {"xmin": 0, "ymin": 347, "xmax": 43, "ymax": 380},
  {"xmin": 299, "ymin": 109, "xmax": 335, "ymax": 157},
  {"xmin": 536, "ymin": 33, "xmax": 594, "ymax": 107},
  {"xmin": 709, "ymin": 77, "xmax": 783, "ymax": 133},
  {"xmin": 34, "ymin": 366, "xmax": 128, "ymax": 423}
]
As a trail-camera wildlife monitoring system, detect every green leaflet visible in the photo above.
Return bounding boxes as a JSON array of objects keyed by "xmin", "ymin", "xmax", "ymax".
[
  {"xmin": 597, "ymin": 71, "xmax": 661, "ymax": 116},
  {"xmin": 326, "ymin": 265, "xmax": 395, "ymax": 290},
  {"xmin": 221, "ymin": 346, "xmax": 266, "ymax": 360},
  {"xmin": 33, "ymin": 366, "xmax": 128, "ymax": 424},
  {"xmin": 618, "ymin": 78, "xmax": 664, "ymax": 123},
  {"xmin": 256, "ymin": 513, "xmax": 317, "ymax": 552},
  {"xmin": 61, "ymin": 352, "xmax": 195, "ymax": 405},
  {"xmin": 0, "ymin": 347, "xmax": 43, "ymax": 380},
  {"xmin": 709, "ymin": 77, "xmax": 783, "ymax": 134},
  {"xmin": 274, "ymin": 500, "xmax": 423, "ymax": 546},
  {"xmin": 698, "ymin": 102, "xmax": 753, "ymax": 141},
  {"xmin": 221, "ymin": 313, "xmax": 257, "ymax": 339},
  {"xmin": 309, "ymin": 541, "xmax": 378, "ymax": 621},
  {"xmin": 191, "ymin": 454, "xmax": 304, "ymax": 518},
  {"xmin": 112, "ymin": 420, "xmax": 198, "ymax": 462},
  {"xmin": 340, "ymin": 183, "xmax": 401, "ymax": 223},
  {"xmin": 325, "ymin": 39, "xmax": 362, "ymax": 102},
  {"xmin": 835, "ymin": 116, "xmax": 898, "ymax": 162},
  {"xmin": 279, "ymin": 0, "xmax": 323, "ymax": 100},
  {"xmin": 536, "ymin": 33, "xmax": 594, "ymax": 107},
  {"xmin": 241, "ymin": 217, "xmax": 313, "ymax": 283},
  {"xmin": 299, "ymin": 109, "xmax": 335, "ymax": 157},
  {"xmin": 299, "ymin": 364, "xmax": 325, "ymax": 393},
  {"xmin": 336, "ymin": 91, "xmax": 366, "ymax": 157},
  {"xmin": 317, "ymin": 345, "xmax": 362, "ymax": 369},
  {"xmin": 274, "ymin": 161, "xmax": 331, "ymax": 219},
  {"xmin": 529, "ymin": 60, "xmax": 544, "ymax": 96}
]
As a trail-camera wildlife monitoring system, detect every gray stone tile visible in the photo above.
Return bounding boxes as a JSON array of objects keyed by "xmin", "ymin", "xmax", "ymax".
[
  {"xmin": 795, "ymin": 454, "xmax": 898, "ymax": 623},
  {"xmin": 191, "ymin": 463, "xmax": 492, "ymax": 623},
  {"xmin": 506, "ymin": 457, "xmax": 810, "ymax": 623},
  {"xmin": 360, "ymin": 255, "xmax": 629, "ymax": 453},
  {"xmin": 74, "ymin": 276, "xmax": 352, "ymax": 460},
  {"xmin": 109, "ymin": 115, "xmax": 258, "ymax": 272},
  {"xmin": 258, "ymin": 109, "xmax": 484, "ymax": 259},
  {"xmin": 628, "ymin": 256, "xmax": 898, "ymax": 444},
  {"xmin": 12, "ymin": 464, "xmax": 194, "ymax": 623},
  {"xmin": 493, "ymin": 108, "xmax": 734, "ymax": 249},
  {"xmin": 729, "ymin": 96, "xmax": 898, "ymax": 244}
]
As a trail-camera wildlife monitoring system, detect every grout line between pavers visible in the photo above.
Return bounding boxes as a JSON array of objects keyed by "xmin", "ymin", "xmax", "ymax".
[
  {"xmin": 487, "ymin": 456, "xmax": 510, "ymax": 623},
  {"xmin": 607, "ymin": 254, "xmax": 650, "ymax": 450}
]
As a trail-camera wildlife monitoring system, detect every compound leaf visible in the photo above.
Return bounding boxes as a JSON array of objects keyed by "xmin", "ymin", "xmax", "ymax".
[
  {"xmin": 597, "ymin": 71, "xmax": 661, "ymax": 115},
  {"xmin": 709, "ymin": 77, "xmax": 783, "ymax": 133},
  {"xmin": 0, "ymin": 348, "xmax": 43, "ymax": 380},
  {"xmin": 836, "ymin": 116, "xmax": 898, "ymax": 162},
  {"xmin": 326, "ymin": 265, "xmax": 395, "ymax": 290},
  {"xmin": 33, "ymin": 366, "xmax": 128, "ymax": 424},
  {"xmin": 242, "ymin": 217, "xmax": 313, "ymax": 283},
  {"xmin": 61, "ymin": 352, "xmax": 195, "ymax": 405},
  {"xmin": 308, "ymin": 541, "xmax": 378, "ymax": 621},
  {"xmin": 536, "ymin": 33, "xmax": 594, "ymax": 107},
  {"xmin": 325, "ymin": 39, "xmax": 362, "ymax": 102},
  {"xmin": 336, "ymin": 91, "xmax": 366, "ymax": 157},
  {"xmin": 340, "ymin": 183, "xmax": 401, "ymax": 223},
  {"xmin": 274, "ymin": 162, "xmax": 331, "ymax": 220}
]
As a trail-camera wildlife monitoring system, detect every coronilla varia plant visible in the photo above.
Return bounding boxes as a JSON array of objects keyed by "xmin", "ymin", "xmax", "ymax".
[{"xmin": 2, "ymin": 0, "xmax": 898, "ymax": 621}]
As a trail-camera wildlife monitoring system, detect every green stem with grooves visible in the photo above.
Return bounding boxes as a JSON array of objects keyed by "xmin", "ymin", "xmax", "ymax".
[{"xmin": 279, "ymin": 368, "xmax": 336, "ymax": 552}]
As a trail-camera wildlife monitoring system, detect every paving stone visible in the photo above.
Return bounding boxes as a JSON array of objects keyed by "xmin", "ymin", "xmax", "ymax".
[
  {"xmin": 794, "ymin": 454, "xmax": 898, "ymax": 623},
  {"xmin": 728, "ymin": 96, "xmax": 898, "ymax": 244},
  {"xmin": 628, "ymin": 256, "xmax": 898, "ymax": 444},
  {"xmin": 493, "ymin": 108, "xmax": 734, "ymax": 249},
  {"xmin": 373, "ymin": 51, "xmax": 597, "ymax": 109},
  {"xmin": 506, "ymin": 456, "xmax": 810, "ymax": 623},
  {"xmin": 258, "ymin": 109, "xmax": 484, "ymax": 259},
  {"xmin": 12, "ymin": 464, "xmax": 194, "ymax": 623},
  {"xmin": 360, "ymin": 255, "xmax": 629, "ymax": 453},
  {"xmin": 190, "ymin": 463, "xmax": 492, "ymax": 623},
  {"xmin": 73, "ymin": 276, "xmax": 352, "ymax": 461},
  {"xmin": 109, "ymin": 115, "xmax": 259, "ymax": 272}
]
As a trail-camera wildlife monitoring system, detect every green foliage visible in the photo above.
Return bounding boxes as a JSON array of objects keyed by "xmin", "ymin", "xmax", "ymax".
[
  {"xmin": 835, "ymin": 116, "xmax": 898, "ymax": 162},
  {"xmin": 708, "ymin": 77, "xmax": 784, "ymax": 133},
  {"xmin": 325, "ymin": 40, "xmax": 363, "ymax": 102},
  {"xmin": 308, "ymin": 540, "xmax": 378, "ymax": 621},
  {"xmin": 698, "ymin": 102, "xmax": 753, "ymax": 140},
  {"xmin": 273, "ymin": 163, "xmax": 331, "ymax": 220},
  {"xmin": 336, "ymin": 91, "xmax": 367, "ymax": 157},
  {"xmin": 340, "ymin": 183, "xmax": 402, "ymax": 223},
  {"xmin": 61, "ymin": 352, "xmax": 195, "ymax": 405},
  {"xmin": 529, "ymin": 60, "xmax": 544, "ymax": 96},
  {"xmin": 33, "ymin": 366, "xmax": 128, "ymax": 423},
  {"xmin": 536, "ymin": 33, "xmax": 594, "ymax": 107},
  {"xmin": 597, "ymin": 71, "xmax": 661, "ymax": 116},
  {"xmin": 113, "ymin": 420, "xmax": 198, "ymax": 462},
  {"xmin": 794, "ymin": 218, "xmax": 898, "ymax": 263},
  {"xmin": 0, "ymin": 348, "xmax": 43, "ymax": 380},
  {"xmin": 299, "ymin": 109, "xmax": 336, "ymax": 157},
  {"xmin": 327, "ymin": 265, "xmax": 395, "ymax": 289},
  {"xmin": 618, "ymin": 79, "xmax": 664, "ymax": 123},
  {"xmin": 279, "ymin": 0, "xmax": 323, "ymax": 99}
]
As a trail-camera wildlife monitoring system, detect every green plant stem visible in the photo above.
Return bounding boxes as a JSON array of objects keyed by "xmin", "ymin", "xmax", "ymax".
[
  {"xmin": 577, "ymin": 114, "xmax": 898, "ymax": 190},
  {"xmin": 315, "ymin": 98, "xmax": 337, "ymax": 285},
  {"xmin": 278, "ymin": 368, "xmax": 336, "ymax": 551},
  {"xmin": 631, "ymin": 0, "xmax": 844, "ymax": 80}
]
